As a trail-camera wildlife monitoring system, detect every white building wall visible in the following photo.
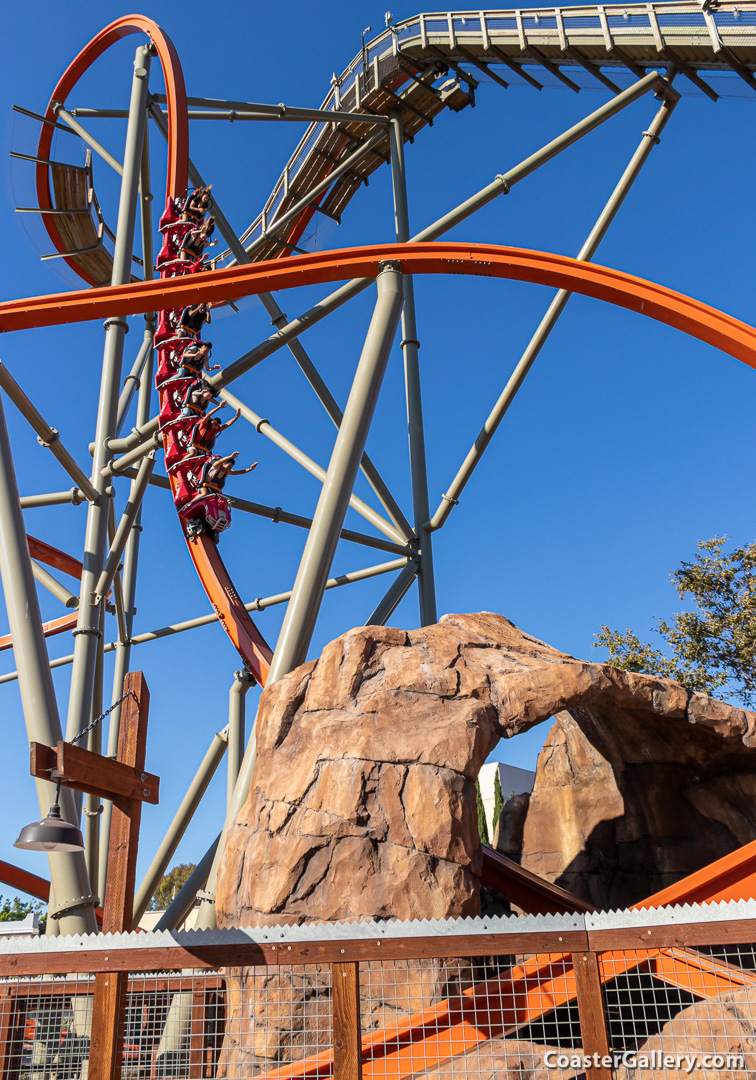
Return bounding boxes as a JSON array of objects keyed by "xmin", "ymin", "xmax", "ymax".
[{"xmin": 478, "ymin": 761, "xmax": 535, "ymax": 839}]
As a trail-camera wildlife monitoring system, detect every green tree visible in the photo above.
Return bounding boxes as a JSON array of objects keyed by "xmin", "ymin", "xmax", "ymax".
[
  {"xmin": 0, "ymin": 895, "xmax": 44, "ymax": 923},
  {"xmin": 149, "ymin": 863, "xmax": 196, "ymax": 911},
  {"xmin": 475, "ymin": 779, "xmax": 489, "ymax": 845},
  {"xmin": 492, "ymin": 769, "xmax": 504, "ymax": 834},
  {"xmin": 595, "ymin": 536, "xmax": 756, "ymax": 707}
]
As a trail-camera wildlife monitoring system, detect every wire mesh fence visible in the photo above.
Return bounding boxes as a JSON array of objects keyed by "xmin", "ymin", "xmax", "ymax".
[{"xmin": 1, "ymin": 905, "xmax": 756, "ymax": 1078}]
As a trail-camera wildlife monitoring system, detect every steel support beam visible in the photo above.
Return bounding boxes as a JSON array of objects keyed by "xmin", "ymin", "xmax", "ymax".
[
  {"xmin": 154, "ymin": 835, "xmax": 219, "ymax": 932},
  {"xmin": 242, "ymin": 132, "xmax": 386, "ymax": 260},
  {"xmin": 52, "ymin": 105, "xmax": 124, "ymax": 175},
  {"xmin": 151, "ymin": 92, "xmax": 392, "ymax": 127},
  {"xmin": 132, "ymin": 727, "xmax": 229, "ymax": 926},
  {"xmin": 0, "ymin": 559, "xmax": 409, "ymax": 686},
  {"xmin": 115, "ymin": 320, "xmax": 155, "ymax": 437},
  {"xmin": 31, "ymin": 559, "xmax": 78, "ymax": 608},
  {"xmin": 221, "ymin": 390, "xmax": 405, "ymax": 545},
  {"xmin": 228, "ymin": 672, "xmax": 253, "ymax": 817},
  {"xmin": 0, "ymin": 395, "xmax": 97, "ymax": 935},
  {"xmin": 365, "ymin": 559, "xmax": 419, "ymax": 626},
  {"xmin": 84, "ymin": 610, "xmax": 104, "ymax": 890},
  {"xmin": 20, "ymin": 489, "xmax": 86, "ymax": 508},
  {"xmin": 268, "ymin": 264, "xmax": 404, "ymax": 683},
  {"xmin": 0, "ymin": 362, "xmax": 98, "ymax": 502},
  {"xmin": 98, "ymin": 126, "xmax": 156, "ymax": 901},
  {"xmin": 94, "ymin": 451, "xmax": 154, "ymax": 603},
  {"xmin": 427, "ymin": 89, "xmax": 677, "ymax": 533},
  {"xmin": 389, "ymin": 113, "xmax": 437, "ymax": 625},
  {"xmin": 65, "ymin": 45, "xmax": 152, "ymax": 749}
]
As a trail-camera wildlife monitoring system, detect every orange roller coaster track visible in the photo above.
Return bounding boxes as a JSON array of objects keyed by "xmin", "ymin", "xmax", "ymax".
[{"xmin": 2, "ymin": 243, "xmax": 756, "ymax": 373}]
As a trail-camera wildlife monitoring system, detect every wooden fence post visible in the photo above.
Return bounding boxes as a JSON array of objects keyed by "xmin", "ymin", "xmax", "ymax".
[
  {"xmin": 572, "ymin": 951, "xmax": 613, "ymax": 1079},
  {"xmin": 89, "ymin": 672, "xmax": 150, "ymax": 1080},
  {"xmin": 332, "ymin": 961, "xmax": 362, "ymax": 1080}
]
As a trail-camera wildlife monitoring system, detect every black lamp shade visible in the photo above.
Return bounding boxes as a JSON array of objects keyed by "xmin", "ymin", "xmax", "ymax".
[{"xmin": 13, "ymin": 803, "xmax": 84, "ymax": 852}]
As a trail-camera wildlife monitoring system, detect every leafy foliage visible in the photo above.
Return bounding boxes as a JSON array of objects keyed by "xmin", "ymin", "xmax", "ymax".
[
  {"xmin": 595, "ymin": 537, "xmax": 756, "ymax": 706},
  {"xmin": 0, "ymin": 895, "xmax": 44, "ymax": 925},
  {"xmin": 492, "ymin": 769, "xmax": 504, "ymax": 834},
  {"xmin": 149, "ymin": 863, "xmax": 196, "ymax": 911},
  {"xmin": 475, "ymin": 779, "xmax": 489, "ymax": 845}
]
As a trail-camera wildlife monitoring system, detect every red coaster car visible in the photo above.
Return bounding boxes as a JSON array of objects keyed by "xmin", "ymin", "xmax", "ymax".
[
  {"xmin": 162, "ymin": 417, "xmax": 196, "ymax": 468},
  {"xmin": 159, "ymin": 195, "xmax": 184, "ymax": 232},
  {"xmin": 169, "ymin": 458, "xmax": 204, "ymax": 506},
  {"xmin": 179, "ymin": 494, "xmax": 231, "ymax": 538}
]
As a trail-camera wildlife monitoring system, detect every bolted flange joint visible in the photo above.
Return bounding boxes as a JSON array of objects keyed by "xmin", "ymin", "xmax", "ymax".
[
  {"xmin": 49, "ymin": 893, "xmax": 100, "ymax": 920},
  {"xmin": 37, "ymin": 428, "xmax": 59, "ymax": 448}
]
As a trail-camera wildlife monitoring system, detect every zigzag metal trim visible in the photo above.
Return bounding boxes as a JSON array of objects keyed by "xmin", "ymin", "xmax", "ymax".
[
  {"xmin": 0, "ymin": 898, "xmax": 754, "ymax": 955},
  {"xmin": 585, "ymin": 896, "xmax": 756, "ymax": 931}
]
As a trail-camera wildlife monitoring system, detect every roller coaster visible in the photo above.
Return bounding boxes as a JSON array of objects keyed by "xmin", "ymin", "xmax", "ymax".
[{"xmin": 0, "ymin": 0, "xmax": 755, "ymax": 959}]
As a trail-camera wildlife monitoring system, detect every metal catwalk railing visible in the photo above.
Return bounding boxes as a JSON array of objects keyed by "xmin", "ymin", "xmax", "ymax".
[{"xmin": 217, "ymin": 0, "xmax": 756, "ymax": 267}]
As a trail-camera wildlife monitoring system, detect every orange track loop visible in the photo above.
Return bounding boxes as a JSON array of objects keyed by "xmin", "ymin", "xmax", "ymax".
[
  {"xmin": 2, "ymin": 243, "xmax": 755, "ymax": 372},
  {"xmin": 35, "ymin": 16, "xmax": 188, "ymax": 286}
]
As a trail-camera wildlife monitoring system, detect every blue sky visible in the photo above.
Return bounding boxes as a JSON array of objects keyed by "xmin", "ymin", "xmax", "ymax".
[{"xmin": 2, "ymin": 2, "xmax": 755, "ymax": 900}]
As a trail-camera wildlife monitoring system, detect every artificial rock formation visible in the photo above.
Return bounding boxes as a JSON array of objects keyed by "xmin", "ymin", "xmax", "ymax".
[
  {"xmin": 501, "ymin": 703, "xmax": 756, "ymax": 910},
  {"xmin": 217, "ymin": 612, "xmax": 756, "ymax": 928}
]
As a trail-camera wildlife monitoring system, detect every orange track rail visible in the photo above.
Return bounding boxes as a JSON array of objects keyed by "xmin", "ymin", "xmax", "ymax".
[{"xmin": 2, "ymin": 244, "xmax": 756, "ymax": 372}]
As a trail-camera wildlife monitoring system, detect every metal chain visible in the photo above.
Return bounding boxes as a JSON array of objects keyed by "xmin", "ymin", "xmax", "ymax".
[{"xmin": 69, "ymin": 689, "xmax": 137, "ymax": 746}]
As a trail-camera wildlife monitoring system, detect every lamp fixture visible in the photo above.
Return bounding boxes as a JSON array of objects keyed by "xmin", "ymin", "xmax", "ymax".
[{"xmin": 14, "ymin": 688, "xmax": 136, "ymax": 854}]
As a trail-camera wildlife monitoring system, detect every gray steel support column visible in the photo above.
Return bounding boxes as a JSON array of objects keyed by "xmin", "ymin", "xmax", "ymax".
[
  {"xmin": 97, "ymin": 129, "xmax": 156, "ymax": 902},
  {"xmin": 20, "ymin": 490, "xmax": 86, "ymax": 508},
  {"xmin": 65, "ymin": 45, "xmax": 152, "ymax": 748},
  {"xmin": 389, "ymin": 114, "xmax": 437, "ymax": 625},
  {"xmin": 84, "ymin": 609, "xmax": 104, "ymax": 890},
  {"xmin": 31, "ymin": 560, "xmax": 78, "ymax": 608},
  {"xmin": 427, "ymin": 92, "xmax": 677, "ymax": 533},
  {"xmin": 115, "ymin": 322, "xmax": 155, "ymax": 437},
  {"xmin": 366, "ymin": 560, "xmax": 419, "ymax": 626},
  {"xmin": 228, "ymin": 672, "xmax": 252, "ymax": 816},
  {"xmin": 53, "ymin": 105, "xmax": 124, "ymax": 175},
  {"xmin": 94, "ymin": 452, "xmax": 155, "ymax": 602},
  {"xmin": 131, "ymin": 728, "xmax": 229, "ymax": 925},
  {"xmin": 0, "ymin": 395, "xmax": 97, "ymax": 934},
  {"xmin": 268, "ymin": 264, "xmax": 404, "ymax": 683}
]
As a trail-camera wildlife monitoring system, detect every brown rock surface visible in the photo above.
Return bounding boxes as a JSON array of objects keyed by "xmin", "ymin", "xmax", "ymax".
[
  {"xmin": 217, "ymin": 613, "xmax": 756, "ymax": 928},
  {"xmin": 614, "ymin": 985, "xmax": 756, "ymax": 1080},
  {"xmin": 517, "ymin": 704, "xmax": 756, "ymax": 909}
]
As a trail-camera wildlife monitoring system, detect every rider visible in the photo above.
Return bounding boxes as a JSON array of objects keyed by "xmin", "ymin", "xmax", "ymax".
[
  {"xmin": 181, "ymin": 185, "xmax": 213, "ymax": 224},
  {"xmin": 180, "ymin": 216, "xmax": 218, "ymax": 262},
  {"xmin": 196, "ymin": 452, "xmax": 258, "ymax": 496},
  {"xmin": 188, "ymin": 407, "xmax": 242, "ymax": 457},
  {"xmin": 174, "ymin": 340, "xmax": 219, "ymax": 381},
  {"xmin": 179, "ymin": 378, "xmax": 221, "ymax": 420},
  {"xmin": 178, "ymin": 303, "xmax": 212, "ymax": 338}
]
